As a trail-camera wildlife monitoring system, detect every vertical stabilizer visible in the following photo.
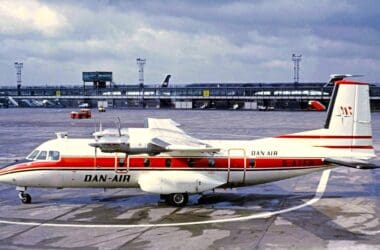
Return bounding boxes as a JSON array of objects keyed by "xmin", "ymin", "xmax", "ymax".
[
  {"xmin": 325, "ymin": 79, "xmax": 372, "ymax": 139},
  {"xmin": 276, "ymin": 75, "xmax": 374, "ymax": 158}
]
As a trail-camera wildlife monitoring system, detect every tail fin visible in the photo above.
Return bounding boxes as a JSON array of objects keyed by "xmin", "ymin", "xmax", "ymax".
[
  {"xmin": 161, "ymin": 75, "xmax": 171, "ymax": 88},
  {"xmin": 277, "ymin": 74, "xmax": 375, "ymax": 158},
  {"xmin": 324, "ymin": 76, "xmax": 372, "ymax": 143}
]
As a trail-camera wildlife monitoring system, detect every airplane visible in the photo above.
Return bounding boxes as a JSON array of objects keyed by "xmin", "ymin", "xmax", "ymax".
[
  {"xmin": 308, "ymin": 100, "xmax": 326, "ymax": 111},
  {"xmin": 0, "ymin": 74, "xmax": 378, "ymax": 206}
]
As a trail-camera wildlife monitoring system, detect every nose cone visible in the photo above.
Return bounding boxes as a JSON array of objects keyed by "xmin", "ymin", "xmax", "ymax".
[{"xmin": 0, "ymin": 159, "xmax": 30, "ymax": 185}]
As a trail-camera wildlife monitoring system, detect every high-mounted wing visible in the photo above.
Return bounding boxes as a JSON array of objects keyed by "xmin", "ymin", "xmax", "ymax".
[
  {"xmin": 144, "ymin": 118, "xmax": 183, "ymax": 132},
  {"xmin": 324, "ymin": 157, "xmax": 380, "ymax": 169},
  {"xmin": 90, "ymin": 118, "xmax": 219, "ymax": 155},
  {"xmin": 146, "ymin": 118, "xmax": 219, "ymax": 153}
]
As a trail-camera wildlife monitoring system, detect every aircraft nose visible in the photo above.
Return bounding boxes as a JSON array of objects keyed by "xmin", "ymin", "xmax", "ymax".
[{"xmin": 0, "ymin": 161, "xmax": 19, "ymax": 184}]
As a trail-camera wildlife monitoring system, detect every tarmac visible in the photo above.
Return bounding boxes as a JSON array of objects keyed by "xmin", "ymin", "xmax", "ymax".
[
  {"xmin": 0, "ymin": 109, "xmax": 379, "ymax": 249},
  {"xmin": 0, "ymin": 166, "xmax": 378, "ymax": 249}
]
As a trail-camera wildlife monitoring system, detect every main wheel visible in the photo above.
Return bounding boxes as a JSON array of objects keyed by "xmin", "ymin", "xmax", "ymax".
[
  {"xmin": 19, "ymin": 193, "xmax": 32, "ymax": 204},
  {"xmin": 167, "ymin": 193, "xmax": 188, "ymax": 207}
]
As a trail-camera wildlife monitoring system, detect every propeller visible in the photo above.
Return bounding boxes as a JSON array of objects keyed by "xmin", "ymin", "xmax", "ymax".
[{"xmin": 89, "ymin": 117, "xmax": 131, "ymax": 153}]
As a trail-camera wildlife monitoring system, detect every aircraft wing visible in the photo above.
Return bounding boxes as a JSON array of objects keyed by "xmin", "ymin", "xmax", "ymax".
[
  {"xmin": 145, "ymin": 118, "xmax": 183, "ymax": 132},
  {"xmin": 146, "ymin": 118, "xmax": 220, "ymax": 153},
  {"xmin": 150, "ymin": 136, "xmax": 219, "ymax": 153},
  {"xmin": 324, "ymin": 157, "xmax": 380, "ymax": 169}
]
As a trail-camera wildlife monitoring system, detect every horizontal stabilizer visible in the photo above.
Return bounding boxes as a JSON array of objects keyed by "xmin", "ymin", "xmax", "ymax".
[{"xmin": 324, "ymin": 157, "xmax": 380, "ymax": 169}]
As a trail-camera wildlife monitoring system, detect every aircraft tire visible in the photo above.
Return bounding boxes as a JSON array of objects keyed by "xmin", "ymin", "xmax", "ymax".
[
  {"xmin": 168, "ymin": 193, "xmax": 188, "ymax": 207},
  {"xmin": 20, "ymin": 193, "xmax": 32, "ymax": 204}
]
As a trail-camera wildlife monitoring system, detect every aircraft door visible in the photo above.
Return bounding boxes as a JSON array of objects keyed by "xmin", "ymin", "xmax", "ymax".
[
  {"xmin": 227, "ymin": 148, "xmax": 246, "ymax": 185},
  {"xmin": 114, "ymin": 153, "xmax": 129, "ymax": 173}
]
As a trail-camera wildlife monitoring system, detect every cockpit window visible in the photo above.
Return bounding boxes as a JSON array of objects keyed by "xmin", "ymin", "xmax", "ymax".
[
  {"xmin": 48, "ymin": 151, "xmax": 60, "ymax": 161},
  {"xmin": 36, "ymin": 151, "xmax": 47, "ymax": 160},
  {"xmin": 26, "ymin": 150, "xmax": 40, "ymax": 160},
  {"xmin": 26, "ymin": 150, "xmax": 60, "ymax": 161}
]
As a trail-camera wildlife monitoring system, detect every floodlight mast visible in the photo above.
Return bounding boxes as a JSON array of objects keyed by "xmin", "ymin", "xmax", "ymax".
[
  {"xmin": 292, "ymin": 54, "xmax": 302, "ymax": 83},
  {"xmin": 136, "ymin": 58, "xmax": 146, "ymax": 88},
  {"xmin": 14, "ymin": 62, "xmax": 23, "ymax": 88}
]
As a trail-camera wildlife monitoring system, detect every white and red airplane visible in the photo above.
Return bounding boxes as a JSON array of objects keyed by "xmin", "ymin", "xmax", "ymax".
[{"xmin": 0, "ymin": 74, "xmax": 378, "ymax": 206}]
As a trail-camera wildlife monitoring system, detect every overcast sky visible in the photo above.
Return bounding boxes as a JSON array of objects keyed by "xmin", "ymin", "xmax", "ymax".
[{"xmin": 0, "ymin": 0, "xmax": 379, "ymax": 85}]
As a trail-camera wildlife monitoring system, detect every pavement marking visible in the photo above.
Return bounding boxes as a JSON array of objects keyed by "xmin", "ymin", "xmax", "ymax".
[{"xmin": 0, "ymin": 170, "xmax": 333, "ymax": 229}]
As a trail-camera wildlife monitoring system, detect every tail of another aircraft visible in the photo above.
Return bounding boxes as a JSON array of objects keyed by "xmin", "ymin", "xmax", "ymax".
[
  {"xmin": 161, "ymin": 75, "xmax": 171, "ymax": 88},
  {"xmin": 277, "ymin": 74, "xmax": 375, "ymax": 159}
]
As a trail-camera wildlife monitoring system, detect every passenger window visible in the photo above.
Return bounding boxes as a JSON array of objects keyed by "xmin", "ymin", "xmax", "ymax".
[
  {"xmin": 26, "ymin": 150, "xmax": 40, "ymax": 160},
  {"xmin": 249, "ymin": 158, "xmax": 255, "ymax": 168},
  {"xmin": 144, "ymin": 158, "xmax": 150, "ymax": 167},
  {"xmin": 36, "ymin": 151, "xmax": 47, "ymax": 160},
  {"xmin": 48, "ymin": 151, "xmax": 60, "ymax": 161},
  {"xmin": 187, "ymin": 158, "xmax": 194, "ymax": 167},
  {"xmin": 165, "ymin": 158, "xmax": 171, "ymax": 168},
  {"xmin": 208, "ymin": 158, "xmax": 215, "ymax": 168}
]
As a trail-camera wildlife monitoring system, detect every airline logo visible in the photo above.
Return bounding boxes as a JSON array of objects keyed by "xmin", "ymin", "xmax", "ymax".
[
  {"xmin": 339, "ymin": 106, "xmax": 353, "ymax": 117},
  {"xmin": 84, "ymin": 174, "xmax": 131, "ymax": 183}
]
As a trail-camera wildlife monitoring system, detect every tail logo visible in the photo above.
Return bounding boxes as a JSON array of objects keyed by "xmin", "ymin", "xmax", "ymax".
[{"xmin": 339, "ymin": 106, "xmax": 353, "ymax": 117}]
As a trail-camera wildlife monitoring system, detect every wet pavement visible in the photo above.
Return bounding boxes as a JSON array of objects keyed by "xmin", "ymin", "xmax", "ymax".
[{"xmin": 0, "ymin": 109, "xmax": 379, "ymax": 249}]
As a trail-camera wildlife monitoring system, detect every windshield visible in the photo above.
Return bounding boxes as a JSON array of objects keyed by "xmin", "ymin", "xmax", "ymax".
[
  {"xmin": 26, "ymin": 150, "xmax": 40, "ymax": 160},
  {"xmin": 36, "ymin": 151, "xmax": 47, "ymax": 160},
  {"xmin": 26, "ymin": 150, "xmax": 60, "ymax": 161}
]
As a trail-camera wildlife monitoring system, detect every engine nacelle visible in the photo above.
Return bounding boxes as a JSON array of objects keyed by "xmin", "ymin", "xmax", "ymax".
[{"xmin": 89, "ymin": 136, "xmax": 166, "ymax": 155}]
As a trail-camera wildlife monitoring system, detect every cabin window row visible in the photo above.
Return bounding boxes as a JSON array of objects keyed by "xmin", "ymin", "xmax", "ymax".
[{"xmin": 118, "ymin": 158, "xmax": 253, "ymax": 168}]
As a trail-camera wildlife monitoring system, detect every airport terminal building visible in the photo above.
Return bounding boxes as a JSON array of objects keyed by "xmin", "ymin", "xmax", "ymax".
[{"xmin": 1, "ymin": 73, "xmax": 379, "ymax": 110}]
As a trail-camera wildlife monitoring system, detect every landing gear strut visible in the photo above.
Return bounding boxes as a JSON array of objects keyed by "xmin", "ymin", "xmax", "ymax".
[
  {"xmin": 161, "ymin": 193, "xmax": 188, "ymax": 207},
  {"xmin": 18, "ymin": 191, "xmax": 32, "ymax": 204}
]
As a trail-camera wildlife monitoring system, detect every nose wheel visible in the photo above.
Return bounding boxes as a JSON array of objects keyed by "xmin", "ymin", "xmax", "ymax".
[{"xmin": 18, "ymin": 192, "xmax": 32, "ymax": 204}]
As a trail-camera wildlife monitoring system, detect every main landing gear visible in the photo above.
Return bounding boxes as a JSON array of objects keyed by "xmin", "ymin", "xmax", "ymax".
[
  {"xmin": 18, "ymin": 191, "xmax": 32, "ymax": 204},
  {"xmin": 160, "ymin": 193, "xmax": 189, "ymax": 207},
  {"xmin": 16, "ymin": 187, "xmax": 31, "ymax": 204}
]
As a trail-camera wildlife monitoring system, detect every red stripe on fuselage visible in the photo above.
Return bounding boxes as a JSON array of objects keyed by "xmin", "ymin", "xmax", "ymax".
[
  {"xmin": 254, "ymin": 158, "xmax": 324, "ymax": 168},
  {"xmin": 276, "ymin": 135, "xmax": 372, "ymax": 139},
  {"xmin": 316, "ymin": 145, "xmax": 373, "ymax": 149},
  {"xmin": 0, "ymin": 156, "xmax": 326, "ymax": 175}
]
